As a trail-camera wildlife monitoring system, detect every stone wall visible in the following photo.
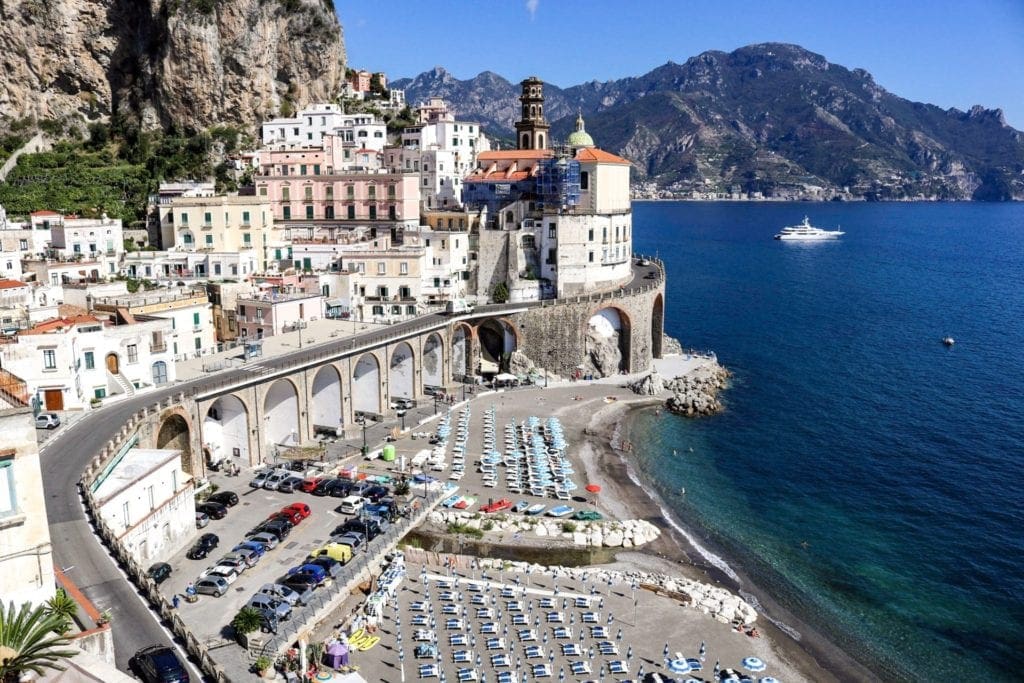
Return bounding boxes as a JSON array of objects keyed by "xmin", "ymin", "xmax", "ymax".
[{"xmin": 513, "ymin": 276, "xmax": 665, "ymax": 376}]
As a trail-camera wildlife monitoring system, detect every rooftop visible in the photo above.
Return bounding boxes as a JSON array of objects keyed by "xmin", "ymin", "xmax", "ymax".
[
  {"xmin": 20, "ymin": 315, "xmax": 104, "ymax": 335},
  {"xmin": 93, "ymin": 447, "xmax": 185, "ymax": 504}
]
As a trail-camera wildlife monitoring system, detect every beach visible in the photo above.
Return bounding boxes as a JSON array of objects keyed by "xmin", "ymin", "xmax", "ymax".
[{"xmin": 388, "ymin": 359, "xmax": 875, "ymax": 682}]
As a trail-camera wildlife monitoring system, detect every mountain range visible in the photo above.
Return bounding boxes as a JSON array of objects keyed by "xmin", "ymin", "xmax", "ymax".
[{"xmin": 393, "ymin": 44, "xmax": 1024, "ymax": 200}]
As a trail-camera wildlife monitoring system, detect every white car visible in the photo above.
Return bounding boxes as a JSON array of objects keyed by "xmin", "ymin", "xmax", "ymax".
[
  {"xmin": 199, "ymin": 565, "xmax": 239, "ymax": 585},
  {"xmin": 35, "ymin": 413, "xmax": 60, "ymax": 429},
  {"xmin": 337, "ymin": 495, "xmax": 364, "ymax": 515}
]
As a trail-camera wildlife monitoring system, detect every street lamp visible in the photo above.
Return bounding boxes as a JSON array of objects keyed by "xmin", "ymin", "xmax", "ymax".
[
  {"xmin": 433, "ymin": 394, "xmax": 439, "ymax": 415},
  {"xmin": 361, "ymin": 418, "xmax": 368, "ymax": 457},
  {"xmin": 401, "ymin": 410, "xmax": 406, "ymax": 431}
]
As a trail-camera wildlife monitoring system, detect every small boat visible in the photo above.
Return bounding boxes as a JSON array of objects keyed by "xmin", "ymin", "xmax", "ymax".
[
  {"xmin": 546, "ymin": 505, "xmax": 574, "ymax": 518},
  {"xmin": 524, "ymin": 503, "xmax": 546, "ymax": 516},
  {"xmin": 512, "ymin": 500, "xmax": 530, "ymax": 513},
  {"xmin": 774, "ymin": 216, "xmax": 844, "ymax": 240},
  {"xmin": 454, "ymin": 496, "xmax": 477, "ymax": 510},
  {"xmin": 942, "ymin": 336, "xmax": 955, "ymax": 346}
]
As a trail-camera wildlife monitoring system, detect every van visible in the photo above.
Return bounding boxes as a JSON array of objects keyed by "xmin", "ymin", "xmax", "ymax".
[
  {"xmin": 337, "ymin": 495, "xmax": 364, "ymax": 515},
  {"xmin": 311, "ymin": 542, "xmax": 352, "ymax": 564},
  {"xmin": 445, "ymin": 299, "xmax": 474, "ymax": 315}
]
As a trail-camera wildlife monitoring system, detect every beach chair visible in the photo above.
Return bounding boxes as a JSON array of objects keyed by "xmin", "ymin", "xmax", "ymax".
[
  {"xmin": 524, "ymin": 645, "xmax": 543, "ymax": 659},
  {"xmin": 608, "ymin": 660, "xmax": 628, "ymax": 674},
  {"xmin": 581, "ymin": 612, "xmax": 598, "ymax": 623},
  {"xmin": 553, "ymin": 627, "xmax": 571, "ymax": 639},
  {"xmin": 518, "ymin": 629, "xmax": 537, "ymax": 642},
  {"xmin": 546, "ymin": 612, "xmax": 564, "ymax": 623},
  {"xmin": 418, "ymin": 664, "xmax": 439, "ymax": 679},
  {"xmin": 491, "ymin": 653, "xmax": 511, "ymax": 668},
  {"xmin": 457, "ymin": 668, "xmax": 477, "ymax": 682},
  {"xmin": 598, "ymin": 641, "xmax": 618, "ymax": 655},
  {"xmin": 570, "ymin": 661, "xmax": 591, "ymax": 676},
  {"xmin": 449, "ymin": 634, "xmax": 468, "ymax": 647},
  {"xmin": 480, "ymin": 622, "xmax": 498, "ymax": 635},
  {"xmin": 561, "ymin": 643, "xmax": 581, "ymax": 657},
  {"xmin": 591, "ymin": 626, "xmax": 608, "ymax": 639},
  {"xmin": 453, "ymin": 650, "xmax": 472, "ymax": 664},
  {"xmin": 532, "ymin": 663, "xmax": 552, "ymax": 678}
]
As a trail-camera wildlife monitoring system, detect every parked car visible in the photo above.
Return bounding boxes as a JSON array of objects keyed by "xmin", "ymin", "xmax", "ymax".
[
  {"xmin": 348, "ymin": 481, "xmax": 371, "ymax": 497},
  {"xmin": 262, "ymin": 519, "xmax": 292, "ymax": 540},
  {"xmin": 281, "ymin": 574, "xmax": 318, "ymax": 598},
  {"xmin": 247, "ymin": 593, "xmax": 292, "ymax": 620},
  {"xmin": 326, "ymin": 480, "xmax": 353, "ymax": 498},
  {"xmin": 363, "ymin": 485, "xmax": 390, "ymax": 502},
  {"xmin": 129, "ymin": 645, "xmax": 189, "ymax": 683},
  {"xmin": 306, "ymin": 555, "xmax": 343, "ymax": 579},
  {"xmin": 311, "ymin": 478, "xmax": 335, "ymax": 496},
  {"xmin": 220, "ymin": 551, "xmax": 256, "ymax": 570},
  {"xmin": 199, "ymin": 565, "xmax": 239, "ymax": 584},
  {"xmin": 481, "ymin": 498, "xmax": 513, "ymax": 514},
  {"xmin": 263, "ymin": 470, "xmax": 292, "ymax": 491},
  {"xmin": 337, "ymin": 517, "xmax": 385, "ymax": 540},
  {"xmin": 364, "ymin": 501, "xmax": 399, "ymax": 522},
  {"xmin": 194, "ymin": 576, "xmax": 230, "ymax": 597},
  {"xmin": 249, "ymin": 470, "xmax": 271, "ymax": 489},
  {"xmin": 247, "ymin": 532, "xmax": 280, "ymax": 550},
  {"xmin": 207, "ymin": 491, "xmax": 239, "ymax": 507},
  {"xmin": 146, "ymin": 562, "xmax": 172, "ymax": 585},
  {"xmin": 258, "ymin": 583, "xmax": 304, "ymax": 607},
  {"xmin": 35, "ymin": 413, "xmax": 61, "ymax": 430},
  {"xmin": 283, "ymin": 502, "xmax": 311, "ymax": 519},
  {"xmin": 195, "ymin": 501, "xmax": 228, "ymax": 520},
  {"xmin": 331, "ymin": 532, "xmax": 364, "ymax": 551},
  {"xmin": 195, "ymin": 511, "xmax": 210, "ymax": 529},
  {"xmin": 336, "ymin": 495, "xmax": 364, "ymax": 515},
  {"xmin": 268, "ymin": 509, "xmax": 303, "ymax": 526},
  {"xmin": 232, "ymin": 541, "xmax": 266, "ymax": 560},
  {"xmin": 278, "ymin": 475, "xmax": 305, "ymax": 493},
  {"xmin": 286, "ymin": 564, "xmax": 327, "ymax": 584},
  {"xmin": 186, "ymin": 533, "xmax": 219, "ymax": 560},
  {"xmin": 301, "ymin": 476, "xmax": 326, "ymax": 493},
  {"xmin": 311, "ymin": 542, "xmax": 353, "ymax": 564}
]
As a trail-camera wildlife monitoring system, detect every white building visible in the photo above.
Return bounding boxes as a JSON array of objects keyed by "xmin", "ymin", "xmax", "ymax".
[
  {"xmin": 91, "ymin": 287, "xmax": 215, "ymax": 362},
  {"xmin": 0, "ymin": 314, "xmax": 176, "ymax": 411},
  {"xmin": 262, "ymin": 103, "xmax": 347, "ymax": 147},
  {"xmin": 0, "ymin": 406, "xmax": 55, "ymax": 608},
  {"xmin": 92, "ymin": 447, "xmax": 194, "ymax": 563},
  {"xmin": 49, "ymin": 215, "xmax": 124, "ymax": 277},
  {"xmin": 123, "ymin": 249, "xmax": 260, "ymax": 283}
]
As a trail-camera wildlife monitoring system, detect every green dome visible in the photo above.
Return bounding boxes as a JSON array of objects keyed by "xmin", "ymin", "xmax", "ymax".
[{"xmin": 567, "ymin": 112, "xmax": 594, "ymax": 148}]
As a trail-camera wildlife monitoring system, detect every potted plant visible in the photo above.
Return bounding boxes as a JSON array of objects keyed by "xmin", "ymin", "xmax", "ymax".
[
  {"xmin": 96, "ymin": 610, "xmax": 112, "ymax": 627},
  {"xmin": 253, "ymin": 655, "xmax": 273, "ymax": 678},
  {"xmin": 231, "ymin": 607, "xmax": 262, "ymax": 647},
  {"xmin": 307, "ymin": 642, "xmax": 325, "ymax": 674}
]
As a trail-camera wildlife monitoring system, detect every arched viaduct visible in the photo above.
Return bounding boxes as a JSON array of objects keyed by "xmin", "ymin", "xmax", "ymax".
[{"xmin": 140, "ymin": 261, "xmax": 665, "ymax": 476}]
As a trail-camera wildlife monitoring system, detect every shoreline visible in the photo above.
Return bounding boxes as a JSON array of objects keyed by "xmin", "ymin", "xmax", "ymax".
[{"xmin": 564, "ymin": 391, "xmax": 882, "ymax": 682}]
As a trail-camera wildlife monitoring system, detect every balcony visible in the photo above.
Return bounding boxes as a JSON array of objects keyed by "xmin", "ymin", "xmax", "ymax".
[
  {"xmin": 150, "ymin": 343, "xmax": 167, "ymax": 353},
  {"xmin": 201, "ymin": 223, "xmax": 213, "ymax": 230}
]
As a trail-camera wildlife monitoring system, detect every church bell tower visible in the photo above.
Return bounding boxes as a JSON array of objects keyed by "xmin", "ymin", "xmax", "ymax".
[{"xmin": 515, "ymin": 76, "xmax": 550, "ymax": 150}]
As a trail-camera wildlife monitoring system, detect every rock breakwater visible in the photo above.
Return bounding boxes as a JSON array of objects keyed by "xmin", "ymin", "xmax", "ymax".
[
  {"xmin": 627, "ymin": 360, "xmax": 731, "ymax": 417},
  {"xmin": 428, "ymin": 509, "xmax": 661, "ymax": 548}
]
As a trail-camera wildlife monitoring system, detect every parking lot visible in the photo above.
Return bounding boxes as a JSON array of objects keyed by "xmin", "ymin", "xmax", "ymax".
[{"xmin": 158, "ymin": 466, "xmax": 387, "ymax": 644}]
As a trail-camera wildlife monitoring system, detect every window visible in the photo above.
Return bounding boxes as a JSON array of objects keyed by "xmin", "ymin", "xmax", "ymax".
[
  {"xmin": 325, "ymin": 206, "xmax": 334, "ymax": 219},
  {"xmin": 369, "ymin": 206, "xmax": 377, "ymax": 220},
  {"xmin": 0, "ymin": 457, "xmax": 16, "ymax": 517},
  {"xmin": 147, "ymin": 485, "xmax": 155, "ymax": 510},
  {"xmin": 580, "ymin": 171, "xmax": 589, "ymax": 190},
  {"xmin": 282, "ymin": 187, "xmax": 290, "ymax": 200},
  {"xmin": 203, "ymin": 211, "xmax": 212, "ymax": 225},
  {"xmin": 183, "ymin": 233, "xmax": 193, "ymax": 245},
  {"xmin": 304, "ymin": 186, "xmax": 313, "ymax": 200},
  {"xmin": 122, "ymin": 501, "xmax": 130, "ymax": 527},
  {"xmin": 84, "ymin": 351, "xmax": 95, "ymax": 369},
  {"xmin": 127, "ymin": 344, "xmax": 138, "ymax": 363},
  {"xmin": 377, "ymin": 262, "xmax": 386, "ymax": 275},
  {"xmin": 19, "ymin": 239, "xmax": 27, "ymax": 250},
  {"xmin": 325, "ymin": 186, "xmax": 334, "ymax": 200},
  {"xmin": 300, "ymin": 164, "xmax": 307, "ymax": 175},
  {"xmin": 259, "ymin": 186, "xmax": 268, "ymax": 196},
  {"xmin": 242, "ymin": 211, "xmax": 250, "ymax": 225},
  {"xmin": 546, "ymin": 248, "xmax": 557, "ymax": 265},
  {"xmin": 180, "ymin": 213, "xmax": 188, "ymax": 224},
  {"xmin": 589, "ymin": 251, "xmax": 594, "ymax": 263},
  {"xmin": 94, "ymin": 387, "xmax": 106, "ymax": 399},
  {"xmin": 548, "ymin": 224, "xmax": 556, "ymax": 239},
  {"xmin": 306, "ymin": 206, "xmax": 314, "ymax": 219},
  {"xmin": 283, "ymin": 207, "xmax": 291, "ymax": 220},
  {"xmin": 399, "ymin": 262, "xmax": 408, "ymax": 275},
  {"xmin": 346, "ymin": 185, "xmax": 355, "ymax": 198},
  {"xmin": 372, "ymin": 305, "xmax": 384, "ymax": 316},
  {"xmin": 588, "ymin": 228, "xmax": 594, "ymax": 241},
  {"xmin": 243, "ymin": 233, "xmax": 252, "ymax": 245},
  {"xmin": 43, "ymin": 349, "xmax": 56, "ymax": 370},
  {"xmin": 205, "ymin": 235, "xmax": 213, "ymax": 246},
  {"xmin": 195, "ymin": 337, "xmax": 202, "ymax": 350},
  {"xmin": 214, "ymin": 263, "xmax": 221, "ymax": 275}
]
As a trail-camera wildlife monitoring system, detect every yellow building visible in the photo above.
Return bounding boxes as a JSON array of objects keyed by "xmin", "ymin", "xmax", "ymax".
[{"xmin": 165, "ymin": 196, "xmax": 276, "ymax": 269}]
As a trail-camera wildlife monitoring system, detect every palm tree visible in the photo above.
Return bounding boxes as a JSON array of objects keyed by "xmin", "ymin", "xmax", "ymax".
[
  {"xmin": 43, "ymin": 589, "xmax": 78, "ymax": 635},
  {"xmin": 0, "ymin": 600, "xmax": 78, "ymax": 682}
]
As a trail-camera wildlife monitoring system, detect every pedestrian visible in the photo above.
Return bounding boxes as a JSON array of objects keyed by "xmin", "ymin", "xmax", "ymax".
[{"xmin": 172, "ymin": 594, "xmax": 180, "ymax": 609}]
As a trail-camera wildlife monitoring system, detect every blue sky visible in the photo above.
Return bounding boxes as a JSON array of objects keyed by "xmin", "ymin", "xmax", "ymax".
[{"xmin": 335, "ymin": 0, "xmax": 1024, "ymax": 129}]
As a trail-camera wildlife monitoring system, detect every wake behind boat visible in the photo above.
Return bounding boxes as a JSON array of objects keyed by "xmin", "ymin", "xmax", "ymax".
[{"xmin": 774, "ymin": 216, "xmax": 844, "ymax": 240}]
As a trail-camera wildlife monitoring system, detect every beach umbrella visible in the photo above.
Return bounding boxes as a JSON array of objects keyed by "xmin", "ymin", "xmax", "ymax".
[
  {"xmin": 663, "ymin": 643, "xmax": 670, "ymax": 658},
  {"xmin": 521, "ymin": 673, "xmax": 527, "ymax": 683},
  {"xmin": 616, "ymin": 628, "xmax": 623, "ymax": 641},
  {"xmin": 714, "ymin": 660, "xmax": 720, "ymax": 677},
  {"xmin": 626, "ymin": 645, "xmax": 633, "ymax": 660},
  {"xmin": 549, "ymin": 651, "xmax": 555, "ymax": 664},
  {"xmin": 598, "ymin": 598, "xmax": 604, "ymax": 610},
  {"xmin": 758, "ymin": 679, "xmax": 780, "ymax": 683},
  {"xmin": 607, "ymin": 613, "xmax": 614, "ymax": 624},
  {"xmin": 570, "ymin": 613, "xmax": 575, "ymax": 625},
  {"xmin": 667, "ymin": 659, "xmax": 692, "ymax": 675},
  {"xmin": 559, "ymin": 667, "xmax": 565, "ymax": 682},
  {"xmin": 637, "ymin": 664, "xmax": 644, "ymax": 677},
  {"xmin": 543, "ymin": 632, "xmax": 548, "ymax": 644},
  {"xmin": 477, "ymin": 654, "xmax": 482, "ymax": 667},
  {"xmin": 742, "ymin": 657, "xmax": 767, "ymax": 672}
]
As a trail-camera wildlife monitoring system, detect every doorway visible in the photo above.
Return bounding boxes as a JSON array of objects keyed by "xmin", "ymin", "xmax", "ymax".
[
  {"xmin": 106, "ymin": 353, "xmax": 119, "ymax": 374},
  {"xmin": 44, "ymin": 389, "xmax": 63, "ymax": 411}
]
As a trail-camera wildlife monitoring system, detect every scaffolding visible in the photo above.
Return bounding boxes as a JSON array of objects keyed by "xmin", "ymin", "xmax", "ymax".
[{"xmin": 537, "ymin": 156, "xmax": 581, "ymax": 211}]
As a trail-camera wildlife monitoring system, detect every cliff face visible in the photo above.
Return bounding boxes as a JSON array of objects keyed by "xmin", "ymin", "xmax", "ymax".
[{"xmin": 0, "ymin": 0, "xmax": 346, "ymax": 131}]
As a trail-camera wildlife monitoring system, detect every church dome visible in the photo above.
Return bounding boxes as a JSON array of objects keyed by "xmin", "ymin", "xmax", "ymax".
[{"xmin": 567, "ymin": 112, "xmax": 594, "ymax": 148}]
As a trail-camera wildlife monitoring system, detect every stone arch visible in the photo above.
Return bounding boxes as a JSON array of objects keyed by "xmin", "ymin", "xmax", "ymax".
[
  {"xmin": 586, "ymin": 306, "xmax": 633, "ymax": 375},
  {"xmin": 353, "ymin": 353, "xmax": 381, "ymax": 415},
  {"xmin": 390, "ymin": 342, "xmax": 415, "ymax": 400},
  {"xmin": 203, "ymin": 395, "xmax": 249, "ymax": 465},
  {"xmin": 311, "ymin": 365, "xmax": 342, "ymax": 433},
  {"xmin": 264, "ymin": 379, "xmax": 300, "ymax": 449},
  {"xmin": 652, "ymin": 293, "xmax": 664, "ymax": 359},
  {"xmin": 157, "ymin": 412, "xmax": 193, "ymax": 474},
  {"xmin": 422, "ymin": 333, "xmax": 444, "ymax": 388},
  {"xmin": 452, "ymin": 324, "xmax": 472, "ymax": 380},
  {"xmin": 477, "ymin": 317, "xmax": 520, "ymax": 375}
]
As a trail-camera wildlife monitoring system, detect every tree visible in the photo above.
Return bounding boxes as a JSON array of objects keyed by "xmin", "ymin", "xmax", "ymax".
[
  {"xmin": 492, "ymin": 282, "xmax": 509, "ymax": 304},
  {"xmin": 43, "ymin": 589, "xmax": 78, "ymax": 635},
  {"xmin": 231, "ymin": 607, "xmax": 262, "ymax": 638},
  {"xmin": 0, "ymin": 600, "xmax": 78, "ymax": 682}
]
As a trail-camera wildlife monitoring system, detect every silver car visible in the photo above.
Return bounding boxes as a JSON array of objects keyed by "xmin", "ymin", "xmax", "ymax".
[
  {"xmin": 263, "ymin": 470, "xmax": 292, "ymax": 491},
  {"xmin": 258, "ymin": 583, "xmax": 303, "ymax": 607},
  {"xmin": 195, "ymin": 511, "xmax": 210, "ymax": 529},
  {"xmin": 248, "ymin": 532, "xmax": 280, "ymax": 550},
  {"xmin": 247, "ymin": 593, "xmax": 292, "ymax": 620},
  {"xmin": 195, "ymin": 576, "xmax": 229, "ymax": 597}
]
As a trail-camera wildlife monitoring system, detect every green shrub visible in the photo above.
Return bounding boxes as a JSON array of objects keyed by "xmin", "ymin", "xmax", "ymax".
[
  {"xmin": 232, "ymin": 607, "xmax": 262, "ymax": 635},
  {"xmin": 561, "ymin": 522, "xmax": 577, "ymax": 533}
]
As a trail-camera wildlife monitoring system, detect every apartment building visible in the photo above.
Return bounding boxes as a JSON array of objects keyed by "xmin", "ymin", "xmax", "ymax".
[
  {"xmin": 236, "ymin": 291, "xmax": 325, "ymax": 340},
  {"xmin": 91, "ymin": 287, "xmax": 214, "ymax": 361}
]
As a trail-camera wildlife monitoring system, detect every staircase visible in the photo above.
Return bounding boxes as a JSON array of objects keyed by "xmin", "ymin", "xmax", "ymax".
[
  {"xmin": 0, "ymin": 367, "xmax": 30, "ymax": 408},
  {"xmin": 107, "ymin": 371, "xmax": 136, "ymax": 397}
]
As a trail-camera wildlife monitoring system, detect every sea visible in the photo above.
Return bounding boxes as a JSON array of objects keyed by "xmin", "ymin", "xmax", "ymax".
[{"xmin": 625, "ymin": 201, "xmax": 1024, "ymax": 681}]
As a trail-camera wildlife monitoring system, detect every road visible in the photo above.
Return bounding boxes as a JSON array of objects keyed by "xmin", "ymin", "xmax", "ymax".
[{"xmin": 38, "ymin": 258, "xmax": 661, "ymax": 674}]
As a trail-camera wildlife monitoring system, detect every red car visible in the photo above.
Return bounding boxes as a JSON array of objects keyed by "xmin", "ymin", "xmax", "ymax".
[
  {"xmin": 481, "ymin": 498, "xmax": 513, "ymax": 514},
  {"xmin": 269, "ymin": 510, "xmax": 303, "ymax": 525},
  {"xmin": 300, "ymin": 477, "xmax": 324, "ymax": 493},
  {"xmin": 283, "ymin": 502, "xmax": 311, "ymax": 520}
]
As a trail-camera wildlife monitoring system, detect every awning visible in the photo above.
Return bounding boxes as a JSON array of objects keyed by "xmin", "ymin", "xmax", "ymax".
[{"xmin": 326, "ymin": 298, "xmax": 346, "ymax": 307}]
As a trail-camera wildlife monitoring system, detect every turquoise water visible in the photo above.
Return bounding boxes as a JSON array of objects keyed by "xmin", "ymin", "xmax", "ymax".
[{"xmin": 628, "ymin": 202, "xmax": 1024, "ymax": 681}]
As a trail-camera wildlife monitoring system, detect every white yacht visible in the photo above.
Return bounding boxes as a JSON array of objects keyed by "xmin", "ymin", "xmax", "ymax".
[{"xmin": 774, "ymin": 216, "xmax": 844, "ymax": 240}]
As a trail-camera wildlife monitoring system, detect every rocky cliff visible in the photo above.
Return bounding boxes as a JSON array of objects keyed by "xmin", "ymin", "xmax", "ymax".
[
  {"xmin": 0, "ymin": 0, "xmax": 346, "ymax": 132},
  {"xmin": 395, "ymin": 44, "xmax": 1024, "ymax": 200}
]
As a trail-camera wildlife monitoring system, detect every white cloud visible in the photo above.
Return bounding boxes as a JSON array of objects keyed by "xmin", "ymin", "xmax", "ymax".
[{"xmin": 526, "ymin": 0, "xmax": 539, "ymax": 20}]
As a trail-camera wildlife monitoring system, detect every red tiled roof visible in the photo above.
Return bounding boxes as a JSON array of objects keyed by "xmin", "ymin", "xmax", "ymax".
[
  {"xmin": 20, "ymin": 315, "xmax": 103, "ymax": 335},
  {"xmin": 477, "ymin": 150, "xmax": 553, "ymax": 161},
  {"xmin": 575, "ymin": 148, "xmax": 631, "ymax": 165},
  {"xmin": 465, "ymin": 171, "xmax": 532, "ymax": 182},
  {"xmin": 0, "ymin": 279, "xmax": 29, "ymax": 290},
  {"xmin": 30, "ymin": 210, "xmax": 60, "ymax": 216}
]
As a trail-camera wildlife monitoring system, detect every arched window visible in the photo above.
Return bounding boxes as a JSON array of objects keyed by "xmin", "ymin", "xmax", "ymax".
[
  {"xmin": 505, "ymin": 211, "xmax": 514, "ymax": 224},
  {"xmin": 537, "ymin": 133, "xmax": 545, "ymax": 149},
  {"xmin": 521, "ymin": 133, "xmax": 530, "ymax": 148},
  {"xmin": 152, "ymin": 361, "xmax": 168, "ymax": 386}
]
